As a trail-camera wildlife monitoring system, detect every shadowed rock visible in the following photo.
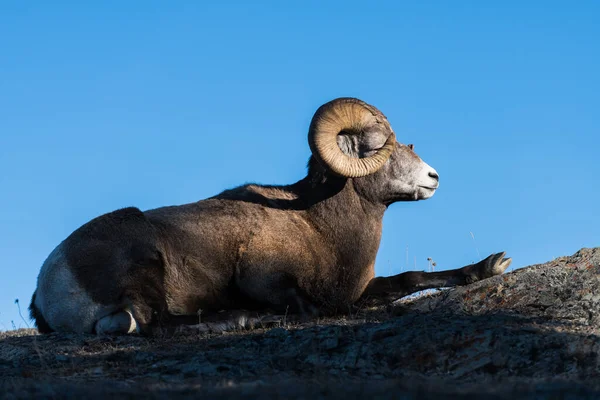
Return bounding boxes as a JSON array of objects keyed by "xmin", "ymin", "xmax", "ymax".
[{"xmin": 2, "ymin": 248, "xmax": 600, "ymax": 399}]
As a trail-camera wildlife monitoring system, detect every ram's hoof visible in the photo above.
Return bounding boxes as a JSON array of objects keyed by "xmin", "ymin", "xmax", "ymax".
[{"xmin": 479, "ymin": 252, "xmax": 512, "ymax": 278}]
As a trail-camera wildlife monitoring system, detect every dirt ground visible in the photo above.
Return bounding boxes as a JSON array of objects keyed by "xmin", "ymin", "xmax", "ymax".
[{"xmin": 2, "ymin": 248, "xmax": 600, "ymax": 399}]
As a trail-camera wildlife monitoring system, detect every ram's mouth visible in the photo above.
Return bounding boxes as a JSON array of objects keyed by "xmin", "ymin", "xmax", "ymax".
[{"xmin": 418, "ymin": 185, "xmax": 438, "ymax": 190}]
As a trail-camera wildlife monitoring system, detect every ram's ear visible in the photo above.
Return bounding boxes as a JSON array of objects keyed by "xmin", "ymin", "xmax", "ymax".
[{"xmin": 336, "ymin": 125, "xmax": 391, "ymax": 158}]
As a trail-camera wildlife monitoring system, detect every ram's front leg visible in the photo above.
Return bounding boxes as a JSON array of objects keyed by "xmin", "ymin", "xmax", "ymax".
[{"xmin": 358, "ymin": 252, "xmax": 512, "ymax": 306}]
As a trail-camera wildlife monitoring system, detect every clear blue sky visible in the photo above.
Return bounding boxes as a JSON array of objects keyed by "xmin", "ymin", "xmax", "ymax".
[{"xmin": 1, "ymin": 1, "xmax": 598, "ymax": 330}]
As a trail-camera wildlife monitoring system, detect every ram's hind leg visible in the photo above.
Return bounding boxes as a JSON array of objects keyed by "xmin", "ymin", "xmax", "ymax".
[
  {"xmin": 359, "ymin": 252, "xmax": 512, "ymax": 306},
  {"xmin": 94, "ymin": 300, "xmax": 166, "ymax": 335}
]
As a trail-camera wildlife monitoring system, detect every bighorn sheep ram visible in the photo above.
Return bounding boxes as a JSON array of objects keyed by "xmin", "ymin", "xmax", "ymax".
[{"xmin": 30, "ymin": 98, "xmax": 511, "ymax": 335}]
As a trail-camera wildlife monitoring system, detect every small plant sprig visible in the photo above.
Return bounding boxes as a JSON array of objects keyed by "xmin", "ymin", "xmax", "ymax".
[
  {"xmin": 427, "ymin": 257, "xmax": 437, "ymax": 273},
  {"xmin": 14, "ymin": 298, "xmax": 30, "ymax": 329}
]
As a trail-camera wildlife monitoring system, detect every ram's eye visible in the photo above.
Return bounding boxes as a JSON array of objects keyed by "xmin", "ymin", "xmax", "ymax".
[{"xmin": 408, "ymin": 144, "xmax": 414, "ymax": 151}]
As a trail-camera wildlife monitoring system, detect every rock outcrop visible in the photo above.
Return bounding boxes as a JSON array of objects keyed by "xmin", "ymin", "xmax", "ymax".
[{"xmin": 1, "ymin": 248, "xmax": 599, "ymax": 399}]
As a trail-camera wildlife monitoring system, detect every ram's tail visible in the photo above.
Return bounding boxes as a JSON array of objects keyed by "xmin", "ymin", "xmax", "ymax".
[{"xmin": 29, "ymin": 291, "xmax": 53, "ymax": 333}]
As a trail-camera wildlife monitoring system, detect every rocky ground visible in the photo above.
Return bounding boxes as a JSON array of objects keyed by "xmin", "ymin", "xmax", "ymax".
[{"xmin": 1, "ymin": 248, "xmax": 600, "ymax": 399}]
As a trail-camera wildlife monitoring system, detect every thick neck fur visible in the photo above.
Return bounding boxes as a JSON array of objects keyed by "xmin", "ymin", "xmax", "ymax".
[
  {"xmin": 300, "ymin": 161, "xmax": 387, "ymax": 243},
  {"xmin": 217, "ymin": 157, "xmax": 387, "ymax": 228},
  {"xmin": 301, "ymin": 159, "xmax": 386, "ymax": 305}
]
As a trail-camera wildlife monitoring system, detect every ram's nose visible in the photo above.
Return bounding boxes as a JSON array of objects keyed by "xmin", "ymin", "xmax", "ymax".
[
  {"xmin": 426, "ymin": 166, "xmax": 440, "ymax": 189},
  {"xmin": 428, "ymin": 171, "xmax": 439, "ymax": 182}
]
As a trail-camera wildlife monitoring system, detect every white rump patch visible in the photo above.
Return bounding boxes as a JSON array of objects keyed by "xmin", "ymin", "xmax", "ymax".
[{"xmin": 35, "ymin": 243, "xmax": 119, "ymax": 333}]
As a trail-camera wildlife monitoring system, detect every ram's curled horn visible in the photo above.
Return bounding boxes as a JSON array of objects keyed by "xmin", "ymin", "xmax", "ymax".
[{"xmin": 307, "ymin": 97, "xmax": 397, "ymax": 178}]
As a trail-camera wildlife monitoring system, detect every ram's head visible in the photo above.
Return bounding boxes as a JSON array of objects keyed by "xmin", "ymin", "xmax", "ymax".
[{"xmin": 308, "ymin": 97, "xmax": 439, "ymax": 204}]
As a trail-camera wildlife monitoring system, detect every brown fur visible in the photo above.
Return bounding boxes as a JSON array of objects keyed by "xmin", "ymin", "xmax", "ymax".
[{"xmin": 30, "ymin": 98, "xmax": 510, "ymax": 334}]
